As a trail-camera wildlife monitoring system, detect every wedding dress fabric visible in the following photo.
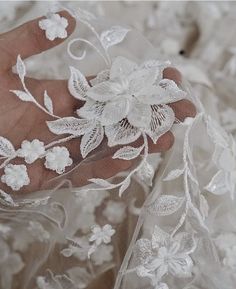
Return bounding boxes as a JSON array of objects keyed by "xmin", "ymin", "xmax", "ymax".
[{"xmin": 0, "ymin": 2, "xmax": 236, "ymax": 289}]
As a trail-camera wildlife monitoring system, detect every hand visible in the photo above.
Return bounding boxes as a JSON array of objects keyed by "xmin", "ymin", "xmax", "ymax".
[{"xmin": 0, "ymin": 11, "xmax": 196, "ymax": 194}]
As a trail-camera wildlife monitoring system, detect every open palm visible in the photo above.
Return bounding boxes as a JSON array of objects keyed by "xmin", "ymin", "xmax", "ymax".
[{"xmin": 0, "ymin": 11, "xmax": 196, "ymax": 194}]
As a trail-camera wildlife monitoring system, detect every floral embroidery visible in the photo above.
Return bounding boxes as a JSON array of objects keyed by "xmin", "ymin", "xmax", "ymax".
[
  {"xmin": 45, "ymin": 146, "xmax": 73, "ymax": 174},
  {"xmin": 17, "ymin": 139, "xmax": 45, "ymax": 164},
  {"xmin": 77, "ymin": 56, "xmax": 185, "ymax": 146},
  {"xmin": 1, "ymin": 164, "xmax": 30, "ymax": 190},
  {"xmin": 39, "ymin": 13, "xmax": 68, "ymax": 41},
  {"xmin": 103, "ymin": 200, "xmax": 126, "ymax": 223},
  {"xmin": 89, "ymin": 224, "xmax": 115, "ymax": 246},
  {"xmin": 0, "ymin": 239, "xmax": 24, "ymax": 289},
  {"xmin": 134, "ymin": 226, "xmax": 196, "ymax": 288},
  {"xmin": 91, "ymin": 244, "xmax": 113, "ymax": 266}
]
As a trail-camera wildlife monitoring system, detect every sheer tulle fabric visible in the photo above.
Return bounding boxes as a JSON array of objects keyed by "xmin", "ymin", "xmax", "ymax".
[{"xmin": 0, "ymin": 3, "xmax": 236, "ymax": 289}]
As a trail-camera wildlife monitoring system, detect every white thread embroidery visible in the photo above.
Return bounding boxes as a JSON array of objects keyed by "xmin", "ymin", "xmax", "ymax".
[
  {"xmin": 39, "ymin": 13, "xmax": 68, "ymax": 41},
  {"xmin": 1, "ymin": 164, "xmax": 30, "ymax": 191}
]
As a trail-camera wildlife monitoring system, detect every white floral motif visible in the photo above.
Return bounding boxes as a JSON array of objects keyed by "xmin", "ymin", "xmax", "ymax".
[
  {"xmin": 62, "ymin": 237, "xmax": 113, "ymax": 266},
  {"xmin": 103, "ymin": 200, "xmax": 126, "ymax": 223},
  {"xmin": 134, "ymin": 226, "xmax": 196, "ymax": 287},
  {"xmin": 77, "ymin": 56, "xmax": 185, "ymax": 146},
  {"xmin": 1, "ymin": 164, "xmax": 30, "ymax": 190},
  {"xmin": 39, "ymin": 13, "xmax": 68, "ymax": 41},
  {"xmin": 0, "ymin": 239, "xmax": 24, "ymax": 289},
  {"xmin": 17, "ymin": 139, "xmax": 45, "ymax": 163},
  {"xmin": 44, "ymin": 146, "xmax": 72, "ymax": 174},
  {"xmin": 89, "ymin": 224, "xmax": 115, "ymax": 246},
  {"xmin": 91, "ymin": 244, "xmax": 113, "ymax": 266}
]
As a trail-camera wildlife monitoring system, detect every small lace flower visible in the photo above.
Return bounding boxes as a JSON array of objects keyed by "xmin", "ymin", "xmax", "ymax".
[
  {"xmin": 91, "ymin": 244, "xmax": 113, "ymax": 266},
  {"xmin": 17, "ymin": 139, "xmax": 45, "ymax": 164},
  {"xmin": 39, "ymin": 13, "xmax": 68, "ymax": 41},
  {"xmin": 0, "ymin": 239, "xmax": 24, "ymax": 289},
  {"xmin": 103, "ymin": 200, "xmax": 126, "ymax": 223},
  {"xmin": 44, "ymin": 146, "xmax": 72, "ymax": 174},
  {"xmin": 89, "ymin": 224, "xmax": 115, "ymax": 246},
  {"xmin": 1, "ymin": 164, "xmax": 30, "ymax": 191}
]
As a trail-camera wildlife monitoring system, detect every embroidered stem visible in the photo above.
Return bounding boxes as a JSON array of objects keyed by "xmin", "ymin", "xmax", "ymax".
[
  {"xmin": 21, "ymin": 80, "xmax": 60, "ymax": 119},
  {"xmin": 45, "ymin": 135, "xmax": 77, "ymax": 149},
  {"xmin": 67, "ymin": 37, "xmax": 110, "ymax": 66}
]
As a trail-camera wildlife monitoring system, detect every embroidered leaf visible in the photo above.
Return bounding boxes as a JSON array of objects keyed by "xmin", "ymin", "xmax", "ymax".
[
  {"xmin": 199, "ymin": 194, "xmax": 209, "ymax": 219},
  {"xmin": 151, "ymin": 225, "xmax": 170, "ymax": 248},
  {"xmin": 44, "ymin": 91, "xmax": 53, "ymax": 114},
  {"xmin": 47, "ymin": 117, "xmax": 93, "ymax": 136},
  {"xmin": 0, "ymin": 189, "xmax": 16, "ymax": 206},
  {"xmin": 90, "ymin": 69, "xmax": 110, "ymax": 86},
  {"xmin": 137, "ymin": 160, "xmax": 155, "ymax": 186},
  {"xmin": 163, "ymin": 168, "xmax": 184, "ymax": 181},
  {"xmin": 175, "ymin": 232, "xmax": 196, "ymax": 254},
  {"xmin": 77, "ymin": 99, "xmax": 105, "ymax": 120},
  {"xmin": 0, "ymin": 136, "xmax": 15, "ymax": 157},
  {"xmin": 80, "ymin": 124, "xmax": 104, "ymax": 158},
  {"xmin": 119, "ymin": 177, "xmax": 131, "ymax": 197},
  {"xmin": 105, "ymin": 119, "xmax": 141, "ymax": 147},
  {"xmin": 204, "ymin": 170, "xmax": 228, "ymax": 195},
  {"xmin": 148, "ymin": 195, "xmax": 185, "ymax": 216},
  {"xmin": 146, "ymin": 105, "xmax": 175, "ymax": 144},
  {"xmin": 16, "ymin": 55, "xmax": 26, "ymax": 81},
  {"xmin": 89, "ymin": 178, "xmax": 112, "ymax": 187},
  {"xmin": 100, "ymin": 26, "xmax": 130, "ymax": 50},
  {"xmin": 68, "ymin": 66, "xmax": 89, "ymax": 100},
  {"xmin": 10, "ymin": 90, "xmax": 34, "ymax": 102},
  {"xmin": 188, "ymin": 205, "xmax": 209, "ymax": 233},
  {"xmin": 112, "ymin": 145, "xmax": 144, "ymax": 160}
]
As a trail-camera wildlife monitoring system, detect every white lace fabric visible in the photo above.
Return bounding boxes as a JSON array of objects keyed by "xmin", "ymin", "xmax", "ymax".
[{"xmin": 0, "ymin": 3, "xmax": 236, "ymax": 289}]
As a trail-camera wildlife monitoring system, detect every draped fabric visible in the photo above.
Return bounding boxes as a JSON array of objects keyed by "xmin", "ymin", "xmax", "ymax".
[{"xmin": 0, "ymin": 2, "xmax": 236, "ymax": 289}]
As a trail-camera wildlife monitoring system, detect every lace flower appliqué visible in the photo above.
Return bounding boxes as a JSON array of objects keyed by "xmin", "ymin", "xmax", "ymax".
[
  {"xmin": 17, "ymin": 139, "xmax": 45, "ymax": 164},
  {"xmin": 45, "ymin": 146, "xmax": 72, "ymax": 174},
  {"xmin": 134, "ymin": 226, "xmax": 196, "ymax": 288},
  {"xmin": 0, "ymin": 239, "xmax": 24, "ymax": 289},
  {"xmin": 39, "ymin": 13, "xmax": 68, "ymax": 41},
  {"xmin": 77, "ymin": 56, "xmax": 185, "ymax": 146},
  {"xmin": 1, "ymin": 164, "xmax": 30, "ymax": 191},
  {"xmin": 89, "ymin": 224, "xmax": 115, "ymax": 246}
]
